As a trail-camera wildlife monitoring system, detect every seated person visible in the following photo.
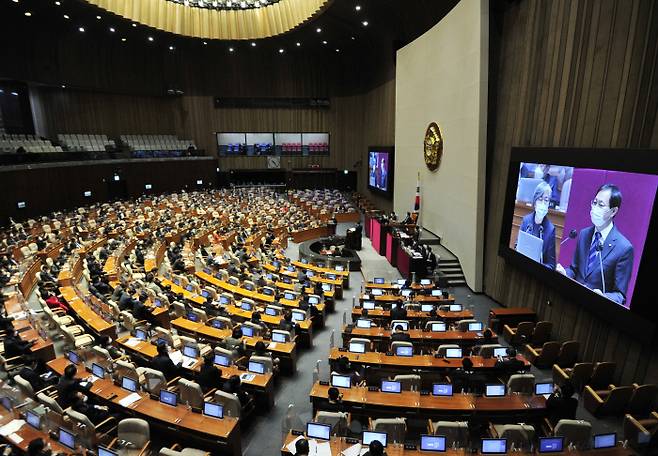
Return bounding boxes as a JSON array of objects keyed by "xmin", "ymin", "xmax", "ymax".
[
  {"xmin": 390, "ymin": 324, "xmax": 411, "ymax": 343},
  {"xmin": 98, "ymin": 336, "xmax": 126, "ymax": 360},
  {"xmin": 253, "ymin": 341, "xmax": 280, "ymax": 372},
  {"xmin": 333, "ymin": 356, "xmax": 362, "ymax": 385},
  {"xmin": 318, "ymin": 386, "xmax": 344, "ymax": 413},
  {"xmin": 546, "ymin": 382, "xmax": 578, "ymax": 424},
  {"xmin": 450, "ymin": 358, "xmax": 486, "ymax": 395},
  {"xmin": 3, "ymin": 328, "xmax": 36, "ymax": 358},
  {"xmin": 222, "ymin": 374, "xmax": 251, "ymax": 406},
  {"xmin": 362, "ymin": 440, "xmax": 386, "ymax": 456},
  {"xmin": 70, "ymin": 395, "xmax": 111, "ymax": 424},
  {"xmin": 294, "ymin": 439, "xmax": 310, "ymax": 456},
  {"xmin": 494, "ymin": 347, "xmax": 525, "ymax": 371},
  {"xmin": 44, "ymin": 291, "xmax": 69, "ymax": 313},
  {"xmin": 390, "ymin": 303, "xmax": 407, "ymax": 321},
  {"xmin": 279, "ymin": 311, "xmax": 296, "ymax": 333},
  {"xmin": 57, "ymin": 364, "xmax": 83, "ymax": 409},
  {"xmin": 197, "ymin": 353, "xmax": 223, "ymax": 393},
  {"xmin": 27, "ymin": 438, "xmax": 52, "ymax": 456},
  {"xmin": 152, "ymin": 342, "xmax": 182, "ymax": 381},
  {"xmin": 222, "ymin": 327, "xmax": 245, "ymax": 355}
]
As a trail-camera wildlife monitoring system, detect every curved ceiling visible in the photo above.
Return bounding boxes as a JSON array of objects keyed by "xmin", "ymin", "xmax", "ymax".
[{"xmin": 85, "ymin": 0, "xmax": 331, "ymax": 40}]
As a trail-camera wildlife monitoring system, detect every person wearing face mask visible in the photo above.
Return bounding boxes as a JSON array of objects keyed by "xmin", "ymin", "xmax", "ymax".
[
  {"xmin": 518, "ymin": 181, "xmax": 556, "ymax": 269},
  {"xmin": 556, "ymin": 184, "xmax": 633, "ymax": 305}
]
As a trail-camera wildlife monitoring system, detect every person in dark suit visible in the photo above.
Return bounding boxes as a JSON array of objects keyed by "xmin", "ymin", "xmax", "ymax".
[
  {"xmin": 390, "ymin": 303, "xmax": 407, "ymax": 321},
  {"xmin": 556, "ymin": 184, "xmax": 634, "ymax": 305},
  {"xmin": 494, "ymin": 347, "xmax": 525, "ymax": 372},
  {"xmin": 517, "ymin": 181, "xmax": 556, "ymax": 270},
  {"xmin": 426, "ymin": 246, "xmax": 438, "ymax": 273},
  {"xmin": 377, "ymin": 159, "xmax": 388, "ymax": 190},
  {"xmin": 152, "ymin": 342, "xmax": 182, "ymax": 381},
  {"xmin": 390, "ymin": 325, "xmax": 411, "ymax": 343},
  {"xmin": 57, "ymin": 364, "xmax": 82, "ymax": 409},
  {"xmin": 546, "ymin": 382, "xmax": 578, "ymax": 424},
  {"xmin": 197, "ymin": 354, "xmax": 223, "ymax": 393},
  {"xmin": 362, "ymin": 440, "xmax": 386, "ymax": 456},
  {"xmin": 3, "ymin": 328, "xmax": 35, "ymax": 358}
]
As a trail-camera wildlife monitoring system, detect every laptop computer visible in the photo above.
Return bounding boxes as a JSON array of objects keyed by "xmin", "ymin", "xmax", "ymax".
[
  {"xmin": 331, "ymin": 374, "xmax": 351, "ymax": 388},
  {"xmin": 349, "ymin": 342, "xmax": 366, "ymax": 354},
  {"xmin": 159, "ymin": 390, "xmax": 177, "ymax": 406},
  {"xmin": 445, "ymin": 348, "xmax": 462, "ymax": 358},
  {"xmin": 430, "ymin": 322, "xmax": 446, "ymax": 332},
  {"xmin": 362, "ymin": 431, "xmax": 387, "ymax": 447},
  {"xmin": 98, "ymin": 446, "xmax": 118, "ymax": 456},
  {"xmin": 121, "ymin": 376, "xmax": 138, "ymax": 392},
  {"xmin": 535, "ymin": 382, "xmax": 554, "ymax": 398},
  {"xmin": 214, "ymin": 354, "xmax": 231, "ymax": 367},
  {"xmin": 381, "ymin": 380, "xmax": 401, "ymax": 393},
  {"xmin": 306, "ymin": 422, "xmax": 331, "ymax": 441},
  {"xmin": 395, "ymin": 345, "xmax": 413, "ymax": 357},
  {"xmin": 58, "ymin": 428, "xmax": 76, "ymax": 450}
]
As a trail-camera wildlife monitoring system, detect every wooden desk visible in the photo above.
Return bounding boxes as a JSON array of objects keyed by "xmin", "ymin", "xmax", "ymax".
[
  {"xmin": 290, "ymin": 226, "xmax": 332, "ymax": 243},
  {"xmin": 11, "ymin": 318, "xmax": 56, "ymax": 362},
  {"xmin": 171, "ymin": 317, "xmax": 297, "ymax": 374},
  {"xmin": 351, "ymin": 308, "xmax": 473, "ymax": 326},
  {"xmin": 18, "ymin": 259, "xmax": 42, "ymax": 299},
  {"xmin": 488, "ymin": 307, "xmax": 537, "ymax": 332},
  {"xmin": 0, "ymin": 408, "xmax": 73, "ymax": 455},
  {"xmin": 310, "ymin": 383, "xmax": 546, "ymax": 421},
  {"xmin": 223, "ymin": 305, "xmax": 313, "ymax": 348},
  {"xmin": 327, "ymin": 347, "xmax": 529, "ymax": 383},
  {"xmin": 59, "ymin": 286, "xmax": 116, "ymax": 338},
  {"xmin": 281, "ymin": 433, "xmax": 634, "ymax": 456},
  {"xmin": 342, "ymin": 326, "xmax": 497, "ymax": 351},
  {"xmin": 47, "ymin": 357, "xmax": 241, "ymax": 456}
]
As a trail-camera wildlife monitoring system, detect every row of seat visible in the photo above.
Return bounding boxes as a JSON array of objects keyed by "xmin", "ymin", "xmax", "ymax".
[
  {"xmin": 0, "ymin": 138, "xmax": 63, "ymax": 154},
  {"xmin": 57, "ymin": 134, "xmax": 115, "ymax": 152},
  {"xmin": 120, "ymin": 134, "xmax": 195, "ymax": 151}
]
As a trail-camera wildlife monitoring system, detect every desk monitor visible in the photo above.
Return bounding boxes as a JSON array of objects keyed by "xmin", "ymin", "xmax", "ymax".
[
  {"xmin": 374, "ymin": 278, "xmax": 385, "ymax": 284},
  {"xmin": 307, "ymin": 422, "xmax": 331, "ymax": 441},
  {"xmin": 392, "ymin": 321, "xmax": 409, "ymax": 331},
  {"xmin": 183, "ymin": 345, "xmax": 199, "ymax": 358},
  {"xmin": 187, "ymin": 312, "xmax": 199, "ymax": 322},
  {"xmin": 219, "ymin": 296, "xmax": 230, "ymax": 305},
  {"xmin": 154, "ymin": 299, "xmax": 163, "ymax": 308},
  {"xmin": 594, "ymin": 433, "xmax": 616, "ymax": 449},
  {"xmin": 214, "ymin": 272, "xmax": 223, "ymax": 280},
  {"xmin": 203, "ymin": 401, "xmax": 224, "ymax": 419},
  {"xmin": 283, "ymin": 277, "xmax": 292, "ymax": 284},
  {"xmin": 362, "ymin": 301, "xmax": 375, "ymax": 310},
  {"xmin": 306, "ymin": 271, "xmax": 315, "ymax": 278},
  {"xmin": 67, "ymin": 351, "xmax": 80, "ymax": 364},
  {"xmin": 263, "ymin": 288, "xmax": 274, "ymax": 296},
  {"xmin": 395, "ymin": 345, "xmax": 413, "ymax": 357},
  {"xmin": 156, "ymin": 337, "xmax": 169, "ymax": 347},
  {"xmin": 287, "ymin": 266, "xmax": 295, "ymax": 272},
  {"xmin": 349, "ymin": 341, "xmax": 366, "ymax": 354},
  {"xmin": 420, "ymin": 435, "xmax": 446, "ymax": 452},
  {"xmin": 362, "ymin": 431, "xmax": 388, "ymax": 447},
  {"xmin": 121, "ymin": 376, "xmax": 138, "ymax": 393},
  {"xmin": 381, "ymin": 380, "xmax": 401, "ymax": 393},
  {"xmin": 201, "ymin": 290, "xmax": 210, "ymax": 298},
  {"xmin": 291, "ymin": 310, "xmax": 306, "ymax": 322},
  {"xmin": 272, "ymin": 332, "xmax": 286, "ymax": 343},
  {"xmin": 445, "ymin": 348, "xmax": 462, "ymax": 358},
  {"xmin": 421, "ymin": 304, "xmax": 434, "ymax": 312},
  {"xmin": 309, "ymin": 296, "xmax": 320, "ymax": 305},
  {"xmin": 535, "ymin": 382, "xmax": 554, "ymax": 395},
  {"xmin": 98, "ymin": 446, "xmax": 119, "ymax": 456},
  {"xmin": 431, "ymin": 290, "xmax": 442, "ymax": 297},
  {"xmin": 371, "ymin": 289, "xmax": 383, "ymax": 296},
  {"xmin": 240, "ymin": 302, "xmax": 252, "ymax": 311},
  {"xmin": 401, "ymin": 289, "xmax": 412, "ymax": 297},
  {"xmin": 159, "ymin": 389, "xmax": 177, "ymax": 406},
  {"xmin": 0, "ymin": 397, "xmax": 11, "ymax": 412},
  {"xmin": 241, "ymin": 325, "xmax": 255, "ymax": 337},
  {"xmin": 58, "ymin": 427, "xmax": 76, "ymax": 450},
  {"xmin": 468, "ymin": 322, "xmax": 483, "ymax": 331},
  {"xmin": 266, "ymin": 273, "xmax": 273, "ymax": 280},
  {"xmin": 26, "ymin": 410, "xmax": 41, "ymax": 429},
  {"xmin": 485, "ymin": 384, "xmax": 506, "ymax": 397},
  {"xmin": 335, "ymin": 265, "xmax": 345, "ymax": 271},
  {"xmin": 538, "ymin": 437, "xmax": 564, "ymax": 453},
  {"xmin": 265, "ymin": 307, "xmax": 277, "ymax": 316},
  {"xmin": 331, "ymin": 374, "xmax": 351, "ymax": 389},
  {"xmin": 211, "ymin": 319, "xmax": 224, "ymax": 329},
  {"xmin": 91, "ymin": 363, "xmax": 105, "ymax": 379},
  {"xmin": 135, "ymin": 328, "xmax": 148, "ymax": 341},
  {"xmin": 248, "ymin": 361, "xmax": 265, "ymax": 374},
  {"xmin": 301, "ymin": 258, "xmax": 309, "ymax": 264},
  {"xmin": 185, "ymin": 284, "xmax": 194, "ymax": 292},
  {"xmin": 493, "ymin": 347, "xmax": 508, "ymax": 357},
  {"xmin": 420, "ymin": 279, "xmax": 432, "ymax": 285},
  {"xmin": 322, "ymin": 283, "xmax": 332, "ymax": 292},
  {"xmin": 214, "ymin": 353, "xmax": 231, "ymax": 367},
  {"xmin": 481, "ymin": 439, "xmax": 507, "ymax": 454},
  {"xmin": 284, "ymin": 292, "xmax": 295, "ymax": 300},
  {"xmin": 356, "ymin": 319, "xmax": 372, "ymax": 329},
  {"xmin": 272, "ymin": 261, "xmax": 281, "ymax": 268},
  {"xmin": 431, "ymin": 322, "xmax": 447, "ymax": 332},
  {"xmin": 449, "ymin": 304, "xmax": 462, "ymax": 312},
  {"xmin": 326, "ymin": 274, "xmax": 336, "ymax": 280},
  {"xmin": 432, "ymin": 383, "xmax": 453, "ymax": 397},
  {"xmin": 173, "ymin": 278, "xmax": 181, "ymax": 285}
]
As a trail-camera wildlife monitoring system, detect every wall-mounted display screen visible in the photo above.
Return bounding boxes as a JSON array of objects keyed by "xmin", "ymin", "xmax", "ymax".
[
  {"xmin": 217, "ymin": 132, "xmax": 330, "ymax": 156},
  {"xmin": 368, "ymin": 146, "xmax": 394, "ymax": 197}
]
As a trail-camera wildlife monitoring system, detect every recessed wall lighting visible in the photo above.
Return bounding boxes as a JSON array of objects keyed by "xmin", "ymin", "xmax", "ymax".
[
  {"xmin": 169, "ymin": 45, "xmax": 175, "ymax": 50},
  {"xmin": 362, "ymin": 20, "xmax": 369, "ymax": 26},
  {"xmin": 55, "ymin": 1, "xmax": 61, "ymax": 5},
  {"xmin": 335, "ymin": 48, "xmax": 340, "ymax": 52},
  {"xmin": 322, "ymin": 40, "xmax": 327, "ymax": 44},
  {"xmin": 203, "ymin": 41, "xmax": 207, "ymax": 45},
  {"xmin": 61, "ymin": 84, "xmax": 66, "ymax": 88},
  {"xmin": 24, "ymin": 11, "xmax": 32, "ymax": 16},
  {"xmin": 316, "ymin": 27, "xmax": 321, "ymax": 33},
  {"xmin": 132, "ymin": 23, "xmax": 137, "ymax": 27},
  {"xmin": 278, "ymin": 48, "xmax": 284, "ymax": 53},
  {"xmin": 109, "ymin": 27, "xmax": 115, "ymax": 32},
  {"xmin": 121, "ymin": 37, "xmax": 127, "ymax": 42},
  {"xmin": 251, "ymin": 42, "xmax": 256, "ymax": 47},
  {"xmin": 147, "ymin": 36, "xmax": 154, "ymax": 42},
  {"xmin": 229, "ymin": 47, "xmax": 234, "ymax": 52},
  {"xmin": 296, "ymin": 42, "xmax": 301, "ymax": 47},
  {"xmin": 63, "ymin": 14, "xmax": 69, "ymax": 19},
  {"xmin": 96, "ymin": 15, "xmax": 101, "ymax": 19},
  {"xmin": 78, "ymin": 26, "xmax": 85, "ymax": 32},
  {"xmin": 355, "ymin": 5, "xmax": 361, "ymax": 11}
]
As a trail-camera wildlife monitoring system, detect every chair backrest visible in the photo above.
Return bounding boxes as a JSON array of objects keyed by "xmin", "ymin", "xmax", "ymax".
[
  {"xmin": 118, "ymin": 418, "xmax": 150, "ymax": 448},
  {"xmin": 173, "ymin": 302, "xmax": 186, "ymax": 318},
  {"xmin": 391, "ymin": 320, "xmax": 410, "ymax": 330},
  {"xmin": 600, "ymin": 386, "xmax": 634, "ymax": 415},
  {"xmin": 37, "ymin": 392, "xmax": 64, "ymax": 414},
  {"xmin": 249, "ymin": 355, "xmax": 273, "ymax": 374},
  {"xmin": 554, "ymin": 419, "xmax": 592, "ymax": 450},
  {"xmin": 511, "ymin": 321, "xmax": 535, "ymax": 343},
  {"xmin": 425, "ymin": 320, "xmax": 445, "ymax": 330},
  {"xmin": 536, "ymin": 341, "xmax": 561, "ymax": 366},
  {"xmin": 390, "ymin": 341, "xmax": 413, "ymax": 354},
  {"xmin": 556, "ymin": 340, "xmax": 580, "ymax": 367},
  {"xmin": 213, "ymin": 390, "xmax": 241, "ymax": 418},
  {"xmin": 140, "ymin": 367, "xmax": 167, "ymax": 394},
  {"xmin": 497, "ymin": 424, "xmax": 535, "ymax": 450},
  {"xmin": 507, "ymin": 374, "xmax": 536, "ymax": 394},
  {"xmin": 178, "ymin": 378, "xmax": 204, "ymax": 409},
  {"xmin": 404, "ymin": 303, "xmax": 420, "ymax": 311},
  {"xmin": 436, "ymin": 344, "xmax": 460, "ymax": 357},
  {"xmin": 531, "ymin": 321, "xmax": 553, "ymax": 345},
  {"xmin": 559, "ymin": 363, "xmax": 594, "ymax": 392},
  {"xmin": 272, "ymin": 329, "xmax": 291, "ymax": 342},
  {"xmin": 478, "ymin": 344, "xmax": 505, "ymax": 359},
  {"xmin": 432, "ymin": 421, "xmax": 468, "ymax": 448},
  {"xmin": 589, "ymin": 362, "xmax": 616, "ymax": 389},
  {"xmin": 65, "ymin": 408, "xmax": 96, "ymax": 433},
  {"xmin": 348, "ymin": 338, "xmax": 371, "ymax": 353},
  {"xmin": 116, "ymin": 359, "xmax": 141, "ymax": 383},
  {"xmin": 456, "ymin": 319, "xmax": 478, "ymax": 332},
  {"xmin": 392, "ymin": 374, "xmax": 421, "ymax": 391},
  {"xmin": 192, "ymin": 309, "xmax": 208, "ymax": 322},
  {"xmin": 242, "ymin": 321, "xmax": 263, "ymax": 337},
  {"xmin": 212, "ymin": 316, "xmax": 233, "ymax": 330},
  {"xmin": 627, "ymin": 384, "xmax": 658, "ymax": 416},
  {"xmin": 315, "ymin": 411, "xmax": 348, "ymax": 435},
  {"xmin": 371, "ymin": 418, "xmax": 406, "ymax": 444},
  {"xmin": 214, "ymin": 346, "xmax": 236, "ymax": 363},
  {"xmin": 14, "ymin": 375, "xmax": 34, "ymax": 398}
]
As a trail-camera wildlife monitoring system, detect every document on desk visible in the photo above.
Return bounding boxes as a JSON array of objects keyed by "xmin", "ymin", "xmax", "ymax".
[
  {"xmin": 0, "ymin": 420, "xmax": 25, "ymax": 437},
  {"xmin": 309, "ymin": 439, "xmax": 332, "ymax": 456},
  {"xmin": 240, "ymin": 373, "xmax": 256, "ymax": 382},
  {"xmin": 169, "ymin": 350, "xmax": 183, "ymax": 365},
  {"xmin": 118, "ymin": 392, "xmax": 142, "ymax": 407},
  {"xmin": 340, "ymin": 444, "xmax": 362, "ymax": 456},
  {"xmin": 285, "ymin": 435, "xmax": 304, "ymax": 454},
  {"xmin": 268, "ymin": 342, "xmax": 278, "ymax": 350},
  {"xmin": 124, "ymin": 337, "xmax": 141, "ymax": 348},
  {"xmin": 8, "ymin": 433, "xmax": 23, "ymax": 445}
]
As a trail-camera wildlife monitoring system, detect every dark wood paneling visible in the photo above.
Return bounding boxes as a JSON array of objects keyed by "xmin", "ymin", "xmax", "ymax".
[{"xmin": 485, "ymin": 0, "xmax": 658, "ymax": 384}]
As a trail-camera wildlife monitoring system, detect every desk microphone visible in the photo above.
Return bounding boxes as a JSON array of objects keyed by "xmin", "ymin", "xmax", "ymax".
[
  {"xmin": 596, "ymin": 242, "xmax": 606, "ymax": 295},
  {"xmin": 560, "ymin": 229, "xmax": 578, "ymax": 245}
]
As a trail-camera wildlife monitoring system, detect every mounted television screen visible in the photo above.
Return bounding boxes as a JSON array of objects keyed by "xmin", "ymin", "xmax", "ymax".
[
  {"xmin": 368, "ymin": 147, "xmax": 394, "ymax": 196},
  {"xmin": 500, "ymin": 148, "xmax": 658, "ymax": 340}
]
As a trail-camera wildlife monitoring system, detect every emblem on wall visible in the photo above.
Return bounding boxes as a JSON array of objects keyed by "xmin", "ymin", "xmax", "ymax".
[{"xmin": 424, "ymin": 122, "xmax": 443, "ymax": 171}]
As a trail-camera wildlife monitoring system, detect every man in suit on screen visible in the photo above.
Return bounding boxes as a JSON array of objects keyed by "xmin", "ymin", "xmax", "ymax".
[
  {"xmin": 556, "ymin": 184, "xmax": 633, "ymax": 305},
  {"xmin": 377, "ymin": 157, "xmax": 388, "ymax": 190}
]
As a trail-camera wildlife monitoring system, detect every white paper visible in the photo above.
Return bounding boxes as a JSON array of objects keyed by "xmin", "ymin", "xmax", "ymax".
[
  {"xmin": 182, "ymin": 357, "xmax": 197, "ymax": 368},
  {"xmin": 124, "ymin": 338, "xmax": 141, "ymax": 348},
  {"xmin": 285, "ymin": 435, "xmax": 304, "ymax": 454},
  {"xmin": 8, "ymin": 433, "xmax": 23, "ymax": 444},
  {"xmin": 118, "ymin": 392, "xmax": 142, "ymax": 407},
  {"xmin": 169, "ymin": 350, "xmax": 183, "ymax": 365},
  {"xmin": 0, "ymin": 420, "xmax": 25, "ymax": 437},
  {"xmin": 268, "ymin": 342, "xmax": 278, "ymax": 349},
  {"xmin": 314, "ymin": 441, "xmax": 332, "ymax": 456},
  {"xmin": 340, "ymin": 444, "xmax": 362, "ymax": 456},
  {"xmin": 240, "ymin": 373, "xmax": 256, "ymax": 382}
]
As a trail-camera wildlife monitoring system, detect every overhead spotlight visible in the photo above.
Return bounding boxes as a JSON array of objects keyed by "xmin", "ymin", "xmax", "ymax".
[
  {"xmin": 351, "ymin": 36, "xmax": 356, "ymax": 40},
  {"xmin": 322, "ymin": 40, "xmax": 327, "ymax": 45},
  {"xmin": 278, "ymin": 48, "xmax": 284, "ymax": 53},
  {"xmin": 12, "ymin": 0, "xmax": 19, "ymax": 3},
  {"xmin": 229, "ymin": 47, "xmax": 234, "ymax": 52},
  {"xmin": 316, "ymin": 27, "xmax": 321, "ymax": 33},
  {"xmin": 335, "ymin": 48, "xmax": 340, "ymax": 52},
  {"xmin": 355, "ymin": 5, "xmax": 361, "ymax": 11},
  {"xmin": 78, "ymin": 26, "xmax": 85, "ymax": 32},
  {"xmin": 96, "ymin": 15, "xmax": 101, "ymax": 19},
  {"xmin": 132, "ymin": 23, "xmax": 137, "ymax": 27},
  {"xmin": 251, "ymin": 42, "xmax": 256, "ymax": 47},
  {"xmin": 61, "ymin": 84, "xmax": 66, "ymax": 88},
  {"xmin": 361, "ymin": 20, "xmax": 369, "ymax": 26},
  {"xmin": 296, "ymin": 42, "xmax": 301, "ymax": 47},
  {"xmin": 10, "ymin": 92, "xmax": 19, "ymax": 96},
  {"xmin": 169, "ymin": 45, "xmax": 175, "ymax": 50},
  {"xmin": 109, "ymin": 27, "xmax": 115, "ymax": 32},
  {"xmin": 63, "ymin": 14, "xmax": 70, "ymax": 19},
  {"xmin": 121, "ymin": 37, "xmax": 127, "ymax": 42},
  {"xmin": 147, "ymin": 36, "xmax": 154, "ymax": 42},
  {"xmin": 24, "ymin": 11, "xmax": 32, "ymax": 16},
  {"xmin": 203, "ymin": 41, "xmax": 208, "ymax": 45},
  {"xmin": 55, "ymin": 1, "xmax": 61, "ymax": 5}
]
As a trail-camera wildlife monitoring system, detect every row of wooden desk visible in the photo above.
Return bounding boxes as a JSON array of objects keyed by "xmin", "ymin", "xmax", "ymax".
[
  {"xmin": 47, "ymin": 357, "xmax": 241, "ymax": 456},
  {"xmin": 342, "ymin": 326, "xmax": 498, "ymax": 351}
]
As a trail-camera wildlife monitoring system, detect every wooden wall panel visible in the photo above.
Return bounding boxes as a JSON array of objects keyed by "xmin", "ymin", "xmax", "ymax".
[{"xmin": 485, "ymin": 0, "xmax": 658, "ymax": 384}]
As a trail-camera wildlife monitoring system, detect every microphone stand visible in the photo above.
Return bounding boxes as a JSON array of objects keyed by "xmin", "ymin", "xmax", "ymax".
[{"xmin": 596, "ymin": 243, "xmax": 606, "ymax": 295}]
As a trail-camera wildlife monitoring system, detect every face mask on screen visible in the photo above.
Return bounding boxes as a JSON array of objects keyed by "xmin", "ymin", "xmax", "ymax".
[
  {"xmin": 534, "ymin": 202, "xmax": 548, "ymax": 222},
  {"xmin": 590, "ymin": 206, "xmax": 611, "ymax": 229}
]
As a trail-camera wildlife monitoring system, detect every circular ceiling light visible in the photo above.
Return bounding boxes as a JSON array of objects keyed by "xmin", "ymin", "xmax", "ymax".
[{"xmin": 166, "ymin": 0, "xmax": 280, "ymax": 10}]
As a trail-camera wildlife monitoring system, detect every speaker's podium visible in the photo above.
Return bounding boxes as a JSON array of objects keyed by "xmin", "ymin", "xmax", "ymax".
[{"xmin": 345, "ymin": 227, "xmax": 362, "ymax": 250}]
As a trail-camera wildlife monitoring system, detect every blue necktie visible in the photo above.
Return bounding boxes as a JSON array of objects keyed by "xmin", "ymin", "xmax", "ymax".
[{"xmin": 587, "ymin": 231, "xmax": 602, "ymax": 275}]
